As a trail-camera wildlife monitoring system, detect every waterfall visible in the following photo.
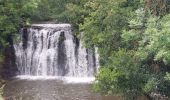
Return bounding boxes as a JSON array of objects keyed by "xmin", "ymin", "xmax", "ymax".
[{"xmin": 14, "ymin": 24, "xmax": 99, "ymax": 77}]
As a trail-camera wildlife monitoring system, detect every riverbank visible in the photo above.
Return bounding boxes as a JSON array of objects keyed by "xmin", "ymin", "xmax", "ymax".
[{"xmin": 0, "ymin": 62, "xmax": 5, "ymax": 100}]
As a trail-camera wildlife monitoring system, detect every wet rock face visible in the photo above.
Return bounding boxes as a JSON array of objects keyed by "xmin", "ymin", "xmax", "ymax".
[
  {"xmin": 22, "ymin": 28, "xmax": 28, "ymax": 50},
  {"xmin": 57, "ymin": 31, "xmax": 67, "ymax": 76},
  {"xmin": 149, "ymin": 92, "xmax": 169, "ymax": 100},
  {"xmin": 14, "ymin": 24, "xmax": 99, "ymax": 77},
  {"xmin": 1, "ymin": 36, "xmax": 18, "ymax": 79}
]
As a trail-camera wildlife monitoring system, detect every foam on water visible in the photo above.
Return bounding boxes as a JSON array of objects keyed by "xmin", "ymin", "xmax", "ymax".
[
  {"xmin": 63, "ymin": 77, "xmax": 95, "ymax": 83},
  {"xmin": 15, "ymin": 75, "xmax": 95, "ymax": 84},
  {"xmin": 32, "ymin": 24, "xmax": 71, "ymax": 28}
]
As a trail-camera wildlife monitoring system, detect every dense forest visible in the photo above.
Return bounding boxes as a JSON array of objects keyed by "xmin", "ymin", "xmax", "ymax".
[{"xmin": 1, "ymin": 0, "xmax": 170, "ymax": 100}]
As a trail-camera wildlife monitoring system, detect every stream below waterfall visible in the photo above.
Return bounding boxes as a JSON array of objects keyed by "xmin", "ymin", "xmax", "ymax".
[{"xmin": 3, "ymin": 78, "xmax": 122, "ymax": 100}]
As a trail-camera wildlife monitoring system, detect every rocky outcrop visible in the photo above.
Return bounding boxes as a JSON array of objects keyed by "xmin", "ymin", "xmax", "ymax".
[{"xmin": 1, "ymin": 36, "xmax": 18, "ymax": 79}]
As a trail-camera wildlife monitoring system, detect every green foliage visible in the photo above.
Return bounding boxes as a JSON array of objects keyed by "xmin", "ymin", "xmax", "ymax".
[
  {"xmin": 78, "ymin": 0, "xmax": 143, "ymax": 67},
  {"xmin": 30, "ymin": 0, "xmax": 68, "ymax": 21},
  {"xmin": 0, "ymin": 84, "xmax": 5, "ymax": 100},
  {"xmin": 94, "ymin": 49, "xmax": 148, "ymax": 99},
  {"xmin": 129, "ymin": 14, "xmax": 170, "ymax": 65},
  {"xmin": 81, "ymin": 0, "xmax": 129, "ymax": 48},
  {"xmin": 143, "ymin": 77, "xmax": 158, "ymax": 93},
  {"xmin": 121, "ymin": 7, "xmax": 170, "ymax": 99},
  {"xmin": 165, "ymin": 73, "xmax": 170, "ymax": 81},
  {"xmin": 0, "ymin": 0, "xmax": 38, "ymax": 61}
]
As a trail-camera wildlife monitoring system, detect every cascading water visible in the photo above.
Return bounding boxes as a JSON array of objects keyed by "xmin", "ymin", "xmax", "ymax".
[{"xmin": 14, "ymin": 24, "xmax": 99, "ymax": 80}]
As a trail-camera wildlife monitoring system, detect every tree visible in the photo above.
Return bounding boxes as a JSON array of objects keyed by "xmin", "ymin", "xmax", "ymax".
[
  {"xmin": 0, "ymin": 0, "xmax": 38, "ymax": 61},
  {"xmin": 91, "ymin": 0, "xmax": 170, "ymax": 99},
  {"xmin": 121, "ymin": 7, "xmax": 170, "ymax": 99},
  {"xmin": 80, "ymin": 0, "xmax": 142, "ymax": 65},
  {"xmin": 93, "ymin": 49, "xmax": 148, "ymax": 100}
]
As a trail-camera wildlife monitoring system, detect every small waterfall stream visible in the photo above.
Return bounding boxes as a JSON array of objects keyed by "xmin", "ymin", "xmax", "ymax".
[{"xmin": 14, "ymin": 24, "xmax": 99, "ymax": 78}]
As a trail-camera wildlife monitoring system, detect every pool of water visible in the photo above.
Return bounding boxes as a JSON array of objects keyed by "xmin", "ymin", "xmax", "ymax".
[{"xmin": 3, "ymin": 78, "xmax": 122, "ymax": 100}]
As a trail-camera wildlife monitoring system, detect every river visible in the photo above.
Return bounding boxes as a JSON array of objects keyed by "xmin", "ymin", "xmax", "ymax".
[{"xmin": 3, "ymin": 78, "xmax": 122, "ymax": 100}]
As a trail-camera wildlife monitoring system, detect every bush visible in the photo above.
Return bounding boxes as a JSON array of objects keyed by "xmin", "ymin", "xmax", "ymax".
[{"xmin": 93, "ymin": 49, "xmax": 148, "ymax": 99}]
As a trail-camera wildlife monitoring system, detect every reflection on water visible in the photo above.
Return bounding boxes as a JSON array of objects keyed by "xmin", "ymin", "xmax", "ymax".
[{"xmin": 3, "ymin": 79, "xmax": 122, "ymax": 100}]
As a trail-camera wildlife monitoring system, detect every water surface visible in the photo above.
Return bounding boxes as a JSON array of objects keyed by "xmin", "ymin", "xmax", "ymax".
[{"xmin": 3, "ymin": 79, "xmax": 122, "ymax": 100}]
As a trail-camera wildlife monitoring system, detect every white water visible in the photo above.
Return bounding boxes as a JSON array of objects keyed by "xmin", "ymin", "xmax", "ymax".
[
  {"xmin": 14, "ymin": 24, "xmax": 99, "ymax": 82},
  {"xmin": 15, "ymin": 75, "xmax": 95, "ymax": 83}
]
